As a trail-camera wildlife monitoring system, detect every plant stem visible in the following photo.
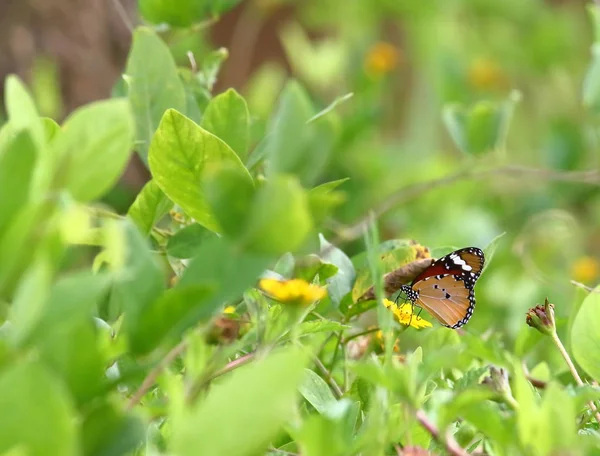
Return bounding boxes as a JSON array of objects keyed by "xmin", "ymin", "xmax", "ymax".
[
  {"xmin": 313, "ymin": 356, "xmax": 344, "ymax": 399},
  {"xmin": 551, "ymin": 331, "xmax": 600, "ymax": 423},
  {"xmin": 342, "ymin": 327, "xmax": 380, "ymax": 344},
  {"xmin": 415, "ymin": 409, "xmax": 468, "ymax": 456}
]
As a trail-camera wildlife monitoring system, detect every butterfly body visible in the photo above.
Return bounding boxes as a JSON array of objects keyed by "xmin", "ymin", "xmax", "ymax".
[{"xmin": 400, "ymin": 247, "xmax": 485, "ymax": 329}]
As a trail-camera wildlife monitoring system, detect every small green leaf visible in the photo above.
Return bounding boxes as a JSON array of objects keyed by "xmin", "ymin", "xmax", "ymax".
[
  {"xmin": 125, "ymin": 27, "xmax": 187, "ymax": 163},
  {"xmin": 52, "ymin": 99, "xmax": 134, "ymax": 201},
  {"xmin": 149, "ymin": 109, "xmax": 252, "ymax": 233},
  {"xmin": 265, "ymin": 80, "xmax": 336, "ymax": 186},
  {"xmin": 0, "ymin": 361, "xmax": 77, "ymax": 456},
  {"xmin": 299, "ymin": 369, "xmax": 337, "ymax": 414},
  {"xmin": 4, "ymin": 75, "xmax": 44, "ymax": 150},
  {"xmin": 0, "ymin": 132, "xmax": 37, "ymax": 235},
  {"xmin": 443, "ymin": 92, "xmax": 520, "ymax": 155},
  {"xmin": 319, "ymin": 234, "xmax": 355, "ymax": 307},
  {"xmin": 482, "ymin": 232, "xmax": 505, "ymax": 274},
  {"xmin": 167, "ymin": 223, "xmax": 215, "ymax": 259},
  {"xmin": 243, "ymin": 175, "xmax": 313, "ymax": 254},
  {"xmin": 173, "ymin": 347, "xmax": 308, "ymax": 456},
  {"xmin": 571, "ymin": 291, "xmax": 600, "ymax": 381},
  {"xmin": 201, "ymin": 88, "xmax": 250, "ymax": 162},
  {"xmin": 139, "ymin": 0, "xmax": 241, "ymax": 27},
  {"xmin": 129, "ymin": 284, "xmax": 215, "ymax": 355},
  {"xmin": 42, "ymin": 117, "xmax": 60, "ymax": 142},
  {"xmin": 127, "ymin": 179, "xmax": 173, "ymax": 236}
]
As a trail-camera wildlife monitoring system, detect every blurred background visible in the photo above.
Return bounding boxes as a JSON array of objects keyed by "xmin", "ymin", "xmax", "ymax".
[{"xmin": 1, "ymin": 0, "xmax": 599, "ymax": 347}]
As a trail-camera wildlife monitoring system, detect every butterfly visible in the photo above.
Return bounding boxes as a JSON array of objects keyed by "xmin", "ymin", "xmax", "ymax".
[{"xmin": 399, "ymin": 247, "xmax": 485, "ymax": 329}]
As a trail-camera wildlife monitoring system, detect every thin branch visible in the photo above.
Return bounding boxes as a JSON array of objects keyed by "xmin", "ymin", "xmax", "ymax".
[
  {"xmin": 209, "ymin": 352, "xmax": 255, "ymax": 380},
  {"xmin": 342, "ymin": 327, "xmax": 380, "ymax": 344},
  {"xmin": 571, "ymin": 280, "xmax": 600, "ymax": 293},
  {"xmin": 111, "ymin": 0, "xmax": 134, "ymax": 33},
  {"xmin": 415, "ymin": 409, "xmax": 468, "ymax": 456},
  {"xmin": 330, "ymin": 165, "xmax": 600, "ymax": 245},
  {"xmin": 551, "ymin": 331, "xmax": 600, "ymax": 423},
  {"xmin": 313, "ymin": 356, "xmax": 344, "ymax": 399},
  {"xmin": 126, "ymin": 338, "xmax": 189, "ymax": 411}
]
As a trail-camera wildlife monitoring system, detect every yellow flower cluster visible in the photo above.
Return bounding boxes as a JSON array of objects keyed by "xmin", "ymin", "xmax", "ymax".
[
  {"xmin": 364, "ymin": 42, "xmax": 400, "ymax": 76},
  {"xmin": 258, "ymin": 278, "xmax": 327, "ymax": 305},
  {"xmin": 572, "ymin": 256, "xmax": 599, "ymax": 284},
  {"xmin": 468, "ymin": 57, "xmax": 508, "ymax": 92},
  {"xmin": 383, "ymin": 299, "xmax": 432, "ymax": 329}
]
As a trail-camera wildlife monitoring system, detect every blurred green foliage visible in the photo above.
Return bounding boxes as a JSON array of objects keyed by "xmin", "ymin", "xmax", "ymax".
[{"xmin": 1, "ymin": 0, "xmax": 600, "ymax": 455}]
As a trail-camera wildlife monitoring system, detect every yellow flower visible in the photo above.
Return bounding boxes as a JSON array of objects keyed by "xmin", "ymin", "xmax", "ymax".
[
  {"xmin": 364, "ymin": 42, "xmax": 400, "ymax": 77},
  {"xmin": 468, "ymin": 57, "xmax": 508, "ymax": 92},
  {"xmin": 258, "ymin": 278, "xmax": 327, "ymax": 305},
  {"xmin": 223, "ymin": 306, "xmax": 236, "ymax": 314},
  {"xmin": 572, "ymin": 256, "xmax": 599, "ymax": 284},
  {"xmin": 383, "ymin": 299, "xmax": 432, "ymax": 329}
]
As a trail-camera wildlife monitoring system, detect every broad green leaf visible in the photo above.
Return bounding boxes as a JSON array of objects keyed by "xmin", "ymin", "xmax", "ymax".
[
  {"xmin": 243, "ymin": 175, "xmax": 313, "ymax": 254},
  {"xmin": 203, "ymin": 164, "xmax": 255, "ymax": 239},
  {"xmin": 299, "ymin": 369, "xmax": 337, "ymax": 414},
  {"xmin": 0, "ymin": 132, "xmax": 37, "ymax": 235},
  {"xmin": 571, "ymin": 291, "xmax": 600, "ymax": 381},
  {"xmin": 201, "ymin": 89, "xmax": 250, "ymax": 161},
  {"xmin": 179, "ymin": 237, "xmax": 272, "ymax": 317},
  {"xmin": 319, "ymin": 234, "xmax": 355, "ymax": 307},
  {"xmin": 295, "ymin": 411, "xmax": 350, "ymax": 456},
  {"xmin": 112, "ymin": 221, "xmax": 166, "ymax": 324},
  {"xmin": 125, "ymin": 27, "xmax": 186, "ymax": 163},
  {"xmin": 128, "ymin": 284, "xmax": 215, "ymax": 355},
  {"xmin": 8, "ymin": 253, "xmax": 52, "ymax": 347},
  {"xmin": 265, "ymin": 80, "xmax": 336, "ymax": 186},
  {"xmin": 541, "ymin": 383, "xmax": 578, "ymax": 453},
  {"xmin": 52, "ymin": 99, "xmax": 134, "ymax": 201},
  {"xmin": 149, "ymin": 109, "xmax": 252, "ymax": 233},
  {"xmin": 140, "ymin": 0, "xmax": 241, "ymax": 27},
  {"xmin": 28, "ymin": 272, "xmax": 112, "ymax": 404},
  {"xmin": 81, "ymin": 401, "xmax": 145, "ymax": 456},
  {"xmin": 166, "ymin": 223, "xmax": 215, "ymax": 259},
  {"xmin": 127, "ymin": 179, "xmax": 173, "ymax": 236},
  {"xmin": 0, "ymin": 361, "xmax": 77, "ymax": 456},
  {"xmin": 4, "ymin": 75, "xmax": 44, "ymax": 150},
  {"xmin": 173, "ymin": 347, "xmax": 308, "ymax": 456}
]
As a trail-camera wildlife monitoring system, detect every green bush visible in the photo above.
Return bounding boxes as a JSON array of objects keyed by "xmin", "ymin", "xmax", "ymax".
[{"xmin": 2, "ymin": 0, "xmax": 600, "ymax": 455}]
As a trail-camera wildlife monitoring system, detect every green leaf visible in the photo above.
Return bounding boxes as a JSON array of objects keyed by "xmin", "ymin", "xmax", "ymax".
[
  {"xmin": 584, "ymin": 44, "xmax": 600, "ymax": 114},
  {"xmin": 0, "ymin": 361, "xmax": 77, "ymax": 456},
  {"xmin": 443, "ymin": 92, "xmax": 520, "ymax": 155},
  {"xmin": 243, "ymin": 175, "xmax": 313, "ymax": 254},
  {"xmin": 4, "ymin": 75, "xmax": 44, "ymax": 150},
  {"xmin": 201, "ymin": 88, "xmax": 250, "ymax": 162},
  {"xmin": 571, "ymin": 291, "xmax": 600, "ymax": 381},
  {"xmin": 42, "ymin": 117, "xmax": 60, "ymax": 142},
  {"xmin": 128, "ymin": 284, "xmax": 215, "ymax": 355},
  {"xmin": 139, "ymin": 0, "xmax": 241, "ymax": 27},
  {"xmin": 81, "ymin": 400, "xmax": 145, "ymax": 456},
  {"xmin": 127, "ymin": 179, "xmax": 173, "ymax": 236},
  {"xmin": 52, "ymin": 99, "xmax": 134, "ymax": 201},
  {"xmin": 113, "ymin": 221, "xmax": 166, "ymax": 323},
  {"xmin": 0, "ymin": 131, "xmax": 37, "ymax": 235},
  {"xmin": 294, "ymin": 254, "xmax": 339, "ymax": 282},
  {"xmin": 299, "ymin": 369, "xmax": 337, "ymax": 414},
  {"xmin": 203, "ymin": 164, "xmax": 256, "ymax": 239},
  {"xmin": 7, "ymin": 252, "xmax": 52, "ymax": 347},
  {"xmin": 28, "ymin": 272, "xmax": 112, "ymax": 404},
  {"xmin": 172, "ymin": 347, "xmax": 308, "ymax": 456},
  {"xmin": 265, "ymin": 80, "xmax": 336, "ymax": 186},
  {"xmin": 149, "ymin": 109, "xmax": 252, "ymax": 233},
  {"xmin": 319, "ymin": 234, "xmax": 355, "ymax": 307},
  {"xmin": 482, "ymin": 231, "xmax": 506, "ymax": 274},
  {"xmin": 125, "ymin": 27, "xmax": 187, "ymax": 163},
  {"xmin": 166, "ymin": 223, "xmax": 215, "ymax": 259},
  {"xmin": 180, "ymin": 237, "xmax": 272, "ymax": 311}
]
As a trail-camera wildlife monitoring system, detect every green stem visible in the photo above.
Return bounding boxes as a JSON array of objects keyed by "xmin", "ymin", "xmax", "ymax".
[{"xmin": 551, "ymin": 331, "xmax": 600, "ymax": 422}]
